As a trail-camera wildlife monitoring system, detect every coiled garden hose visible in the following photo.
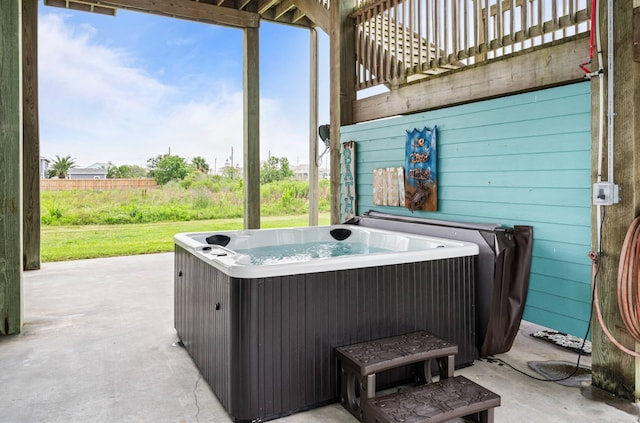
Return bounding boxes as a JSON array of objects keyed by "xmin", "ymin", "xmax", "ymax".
[{"xmin": 594, "ymin": 216, "xmax": 640, "ymax": 357}]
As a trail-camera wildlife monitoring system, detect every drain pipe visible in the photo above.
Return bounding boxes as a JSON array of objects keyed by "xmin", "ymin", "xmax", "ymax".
[
  {"xmin": 595, "ymin": 0, "xmax": 605, "ymax": 245},
  {"xmin": 606, "ymin": 0, "xmax": 615, "ymax": 187},
  {"xmin": 592, "ymin": 0, "xmax": 619, "ymax": 211}
]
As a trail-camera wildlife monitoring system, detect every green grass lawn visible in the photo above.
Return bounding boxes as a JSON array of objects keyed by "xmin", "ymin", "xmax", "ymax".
[{"xmin": 42, "ymin": 213, "xmax": 331, "ymax": 262}]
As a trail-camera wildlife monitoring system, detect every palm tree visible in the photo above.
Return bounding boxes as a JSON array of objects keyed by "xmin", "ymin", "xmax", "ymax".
[
  {"xmin": 192, "ymin": 156, "xmax": 210, "ymax": 174},
  {"xmin": 48, "ymin": 155, "xmax": 77, "ymax": 179}
]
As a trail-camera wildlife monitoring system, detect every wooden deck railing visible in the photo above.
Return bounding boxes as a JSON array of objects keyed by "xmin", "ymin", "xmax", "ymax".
[{"xmin": 352, "ymin": 0, "xmax": 591, "ymax": 90}]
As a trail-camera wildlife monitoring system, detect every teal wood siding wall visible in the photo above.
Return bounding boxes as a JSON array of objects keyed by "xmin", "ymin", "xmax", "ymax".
[{"xmin": 341, "ymin": 82, "xmax": 592, "ymax": 337}]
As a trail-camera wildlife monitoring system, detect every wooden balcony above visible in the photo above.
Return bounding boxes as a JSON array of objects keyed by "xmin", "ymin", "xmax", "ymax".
[{"xmin": 352, "ymin": 0, "xmax": 592, "ymax": 90}]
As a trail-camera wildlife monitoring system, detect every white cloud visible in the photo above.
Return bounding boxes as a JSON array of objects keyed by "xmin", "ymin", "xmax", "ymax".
[
  {"xmin": 38, "ymin": 12, "xmax": 312, "ymax": 169},
  {"xmin": 167, "ymin": 37, "xmax": 194, "ymax": 46}
]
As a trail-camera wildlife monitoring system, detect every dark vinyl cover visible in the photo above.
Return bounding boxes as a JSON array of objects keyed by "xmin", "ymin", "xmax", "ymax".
[
  {"xmin": 482, "ymin": 225, "xmax": 534, "ymax": 356},
  {"xmin": 352, "ymin": 210, "xmax": 534, "ymax": 357}
]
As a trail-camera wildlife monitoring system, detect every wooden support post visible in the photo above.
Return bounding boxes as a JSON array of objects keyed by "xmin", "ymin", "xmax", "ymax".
[
  {"xmin": 243, "ymin": 21, "xmax": 260, "ymax": 229},
  {"xmin": 23, "ymin": 0, "xmax": 40, "ymax": 271},
  {"xmin": 309, "ymin": 28, "xmax": 319, "ymax": 227},
  {"xmin": 591, "ymin": 3, "xmax": 640, "ymax": 400},
  {"xmin": 0, "ymin": 0, "xmax": 24, "ymax": 335},
  {"xmin": 329, "ymin": 0, "xmax": 357, "ymax": 224}
]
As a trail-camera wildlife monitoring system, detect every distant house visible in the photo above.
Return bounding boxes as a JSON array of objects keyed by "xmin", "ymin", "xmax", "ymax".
[
  {"xmin": 86, "ymin": 162, "xmax": 111, "ymax": 169},
  {"xmin": 68, "ymin": 167, "xmax": 108, "ymax": 180},
  {"xmin": 39, "ymin": 157, "xmax": 50, "ymax": 179},
  {"xmin": 217, "ymin": 159, "xmax": 242, "ymax": 178},
  {"xmin": 293, "ymin": 163, "xmax": 330, "ymax": 180},
  {"xmin": 293, "ymin": 164, "xmax": 309, "ymax": 180}
]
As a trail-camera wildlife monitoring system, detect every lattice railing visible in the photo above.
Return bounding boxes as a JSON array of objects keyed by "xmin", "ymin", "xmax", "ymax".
[{"xmin": 352, "ymin": 0, "xmax": 591, "ymax": 90}]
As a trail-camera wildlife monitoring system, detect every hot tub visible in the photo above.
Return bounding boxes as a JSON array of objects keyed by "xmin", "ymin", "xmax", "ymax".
[{"xmin": 174, "ymin": 225, "xmax": 479, "ymax": 422}]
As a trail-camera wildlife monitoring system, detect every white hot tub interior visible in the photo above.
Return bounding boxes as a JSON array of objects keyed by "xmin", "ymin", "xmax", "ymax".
[{"xmin": 174, "ymin": 225, "xmax": 478, "ymax": 278}]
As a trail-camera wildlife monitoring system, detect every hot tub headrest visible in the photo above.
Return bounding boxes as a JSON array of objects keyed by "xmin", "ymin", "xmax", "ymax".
[
  {"xmin": 206, "ymin": 234, "xmax": 231, "ymax": 247},
  {"xmin": 330, "ymin": 228, "xmax": 352, "ymax": 241}
]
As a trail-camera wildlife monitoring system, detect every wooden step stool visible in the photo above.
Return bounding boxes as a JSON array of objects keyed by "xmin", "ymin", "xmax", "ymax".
[
  {"xmin": 335, "ymin": 331, "xmax": 458, "ymax": 421},
  {"xmin": 366, "ymin": 375, "xmax": 501, "ymax": 423}
]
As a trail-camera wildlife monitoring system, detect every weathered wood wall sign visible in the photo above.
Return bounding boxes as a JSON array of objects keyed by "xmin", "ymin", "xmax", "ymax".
[
  {"xmin": 341, "ymin": 141, "xmax": 357, "ymax": 221},
  {"xmin": 373, "ymin": 167, "xmax": 404, "ymax": 207},
  {"xmin": 405, "ymin": 127, "xmax": 437, "ymax": 212}
]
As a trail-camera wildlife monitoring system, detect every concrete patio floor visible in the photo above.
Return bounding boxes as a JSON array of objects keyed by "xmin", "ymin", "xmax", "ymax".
[{"xmin": 1, "ymin": 252, "xmax": 639, "ymax": 423}]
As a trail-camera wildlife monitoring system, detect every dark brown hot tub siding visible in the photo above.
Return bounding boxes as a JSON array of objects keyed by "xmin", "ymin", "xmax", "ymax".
[
  {"xmin": 174, "ymin": 245, "xmax": 477, "ymax": 422},
  {"xmin": 174, "ymin": 246, "xmax": 233, "ymax": 408}
]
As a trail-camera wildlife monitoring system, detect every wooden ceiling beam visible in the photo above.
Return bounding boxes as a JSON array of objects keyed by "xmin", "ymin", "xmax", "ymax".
[
  {"xmin": 273, "ymin": 0, "xmax": 294, "ymax": 19},
  {"xmin": 79, "ymin": 0, "xmax": 259, "ymax": 27},
  {"xmin": 292, "ymin": 0, "xmax": 329, "ymax": 32},
  {"xmin": 237, "ymin": 0, "xmax": 252, "ymax": 10},
  {"xmin": 257, "ymin": 0, "xmax": 278, "ymax": 14},
  {"xmin": 44, "ymin": 0, "xmax": 117, "ymax": 16},
  {"xmin": 295, "ymin": 15, "xmax": 313, "ymax": 27},
  {"xmin": 291, "ymin": 7, "xmax": 305, "ymax": 23}
]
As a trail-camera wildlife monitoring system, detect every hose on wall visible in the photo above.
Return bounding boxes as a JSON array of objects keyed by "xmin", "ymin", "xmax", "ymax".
[
  {"xmin": 617, "ymin": 217, "xmax": 640, "ymax": 342},
  {"xmin": 594, "ymin": 215, "xmax": 640, "ymax": 357}
]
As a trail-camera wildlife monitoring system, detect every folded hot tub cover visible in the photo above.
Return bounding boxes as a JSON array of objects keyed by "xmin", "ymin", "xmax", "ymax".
[{"xmin": 351, "ymin": 211, "xmax": 534, "ymax": 357}]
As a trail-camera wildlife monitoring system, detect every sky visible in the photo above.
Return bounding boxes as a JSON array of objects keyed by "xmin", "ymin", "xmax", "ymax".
[{"xmin": 38, "ymin": 2, "xmax": 331, "ymax": 170}]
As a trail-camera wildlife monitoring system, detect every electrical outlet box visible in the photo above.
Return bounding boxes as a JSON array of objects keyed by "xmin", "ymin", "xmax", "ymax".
[{"xmin": 593, "ymin": 182, "xmax": 620, "ymax": 205}]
